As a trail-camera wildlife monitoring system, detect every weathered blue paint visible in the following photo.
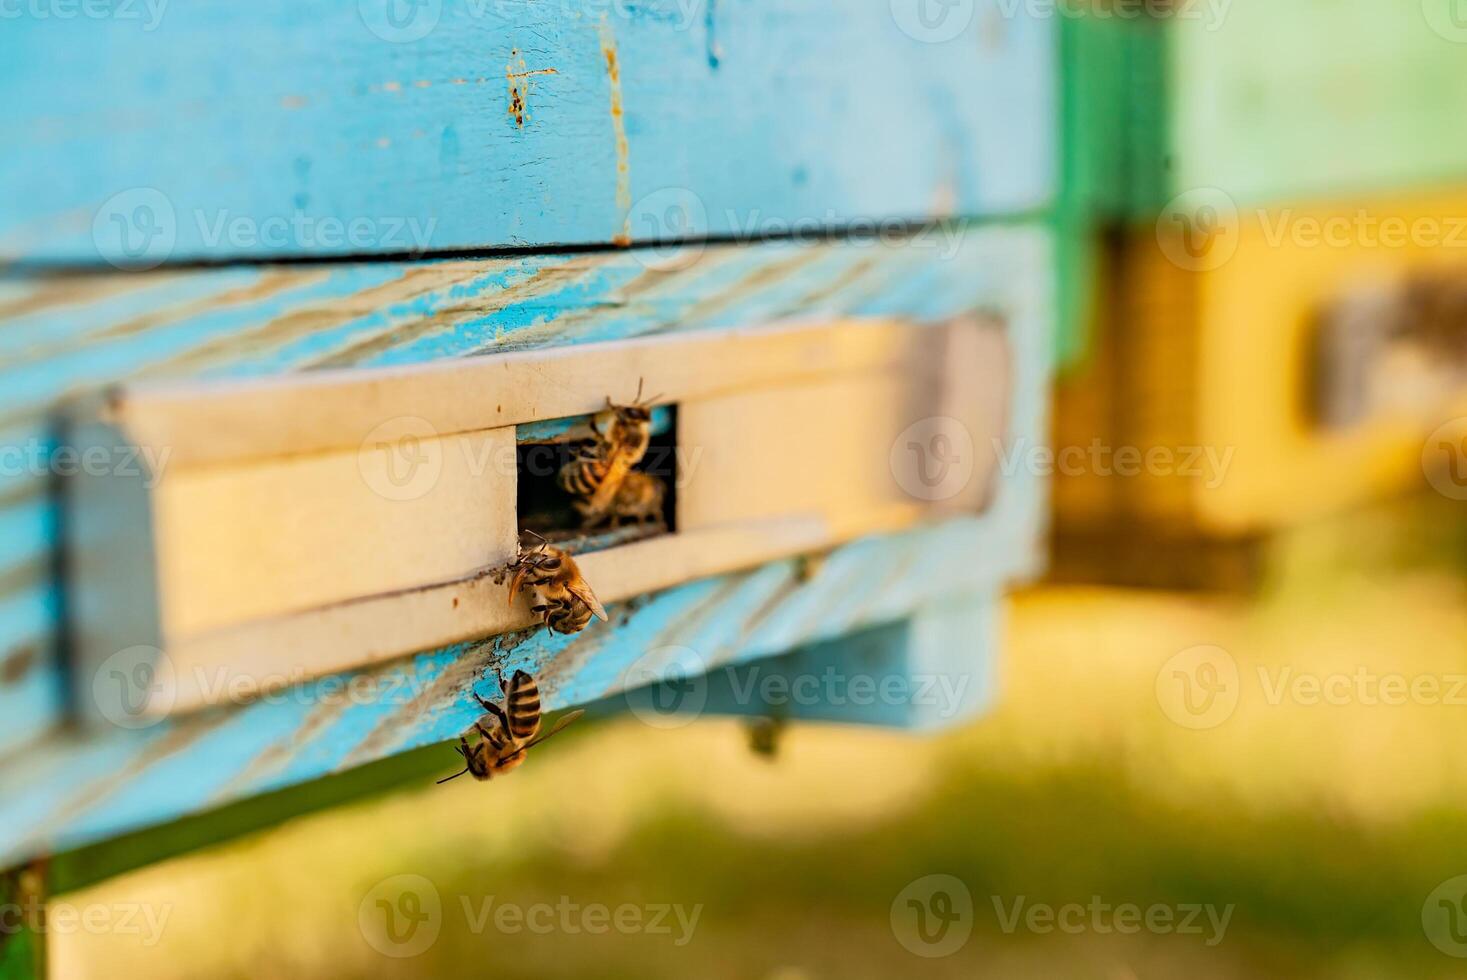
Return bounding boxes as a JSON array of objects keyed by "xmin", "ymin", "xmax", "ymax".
[
  {"xmin": 0, "ymin": 0, "xmax": 1055, "ymax": 263},
  {"xmin": 516, "ymin": 405, "xmax": 673, "ymax": 444},
  {"xmin": 684, "ymin": 593, "xmax": 996, "ymax": 730},
  {"xmin": 0, "ymin": 271, "xmax": 261, "ymax": 360},
  {"xmin": 0, "ymin": 520, "xmax": 1012, "ymax": 865},
  {"xmin": 0, "ymin": 225, "xmax": 1051, "ymax": 851}
]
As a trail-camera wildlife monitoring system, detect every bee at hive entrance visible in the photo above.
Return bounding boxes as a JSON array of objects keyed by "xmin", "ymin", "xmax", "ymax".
[{"xmin": 514, "ymin": 397, "xmax": 678, "ymax": 555}]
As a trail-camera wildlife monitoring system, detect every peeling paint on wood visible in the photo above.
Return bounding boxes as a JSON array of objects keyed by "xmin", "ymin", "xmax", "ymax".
[
  {"xmin": 0, "ymin": 0, "xmax": 1055, "ymax": 262},
  {"xmin": 599, "ymin": 21, "xmax": 633, "ymax": 245},
  {"xmin": 0, "ymin": 226, "xmax": 1053, "ymax": 848}
]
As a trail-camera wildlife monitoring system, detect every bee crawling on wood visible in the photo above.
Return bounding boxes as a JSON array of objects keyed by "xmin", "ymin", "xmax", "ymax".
[
  {"xmin": 438, "ymin": 669, "xmax": 585, "ymax": 783},
  {"xmin": 557, "ymin": 379, "xmax": 664, "ymax": 527},
  {"xmin": 508, "ymin": 530, "xmax": 608, "ymax": 635}
]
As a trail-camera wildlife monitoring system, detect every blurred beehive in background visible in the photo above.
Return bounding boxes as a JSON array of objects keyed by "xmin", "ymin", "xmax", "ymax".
[{"xmin": 1053, "ymin": 0, "xmax": 1467, "ymax": 588}]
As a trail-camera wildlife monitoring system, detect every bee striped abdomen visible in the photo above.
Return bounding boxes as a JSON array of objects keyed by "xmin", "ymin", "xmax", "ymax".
[
  {"xmin": 558, "ymin": 452, "xmax": 610, "ymax": 497},
  {"xmin": 505, "ymin": 671, "xmax": 543, "ymax": 740},
  {"xmin": 547, "ymin": 601, "xmax": 594, "ymax": 635}
]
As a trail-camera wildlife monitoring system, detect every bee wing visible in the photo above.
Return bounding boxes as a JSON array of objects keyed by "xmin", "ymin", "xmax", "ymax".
[
  {"xmin": 565, "ymin": 579, "xmax": 608, "ymax": 621},
  {"xmin": 521, "ymin": 709, "xmax": 585, "ymax": 750}
]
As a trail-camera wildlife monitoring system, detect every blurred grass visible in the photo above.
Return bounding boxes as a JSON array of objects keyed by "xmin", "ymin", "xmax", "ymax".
[{"xmin": 51, "ymin": 494, "xmax": 1467, "ymax": 979}]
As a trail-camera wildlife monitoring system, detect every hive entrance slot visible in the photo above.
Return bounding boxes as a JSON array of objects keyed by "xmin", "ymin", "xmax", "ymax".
[{"xmin": 514, "ymin": 405, "xmax": 678, "ymax": 554}]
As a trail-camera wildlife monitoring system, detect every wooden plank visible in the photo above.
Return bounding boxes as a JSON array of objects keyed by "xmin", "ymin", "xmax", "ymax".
[
  {"xmin": 690, "ymin": 593, "xmax": 996, "ymax": 730},
  {"xmin": 0, "ymin": 517, "xmax": 1035, "ymax": 868},
  {"xmin": 139, "ymin": 321, "xmax": 1008, "ymax": 712},
  {"xmin": 0, "ymin": 0, "xmax": 1055, "ymax": 264},
  {"xmin": 40, "ymin": 594, "xmax": 995, "ymax": 895},
  {"xmin": 0, "ymin": 225, "xmax": 1053, "ymax": 776}
]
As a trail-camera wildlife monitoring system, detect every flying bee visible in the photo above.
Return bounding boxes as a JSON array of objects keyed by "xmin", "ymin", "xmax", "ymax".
[
  {"xmin": 557, "ymin": 379, "xmax": 662, "ymax": 525},
  {"xmin": 438, "ymin": 669, "xmax": 585, "ymax": 783},
  {"xmin": 508, "ymin": 530, "xmax": 608, "ymax": 634},
  {"xmin": 745, "ymin": 715, "xmax": 788, "ymax": 761},
  {"xmin": 602, "ymin": 470, "xmax": 666, "ymax": 529}
]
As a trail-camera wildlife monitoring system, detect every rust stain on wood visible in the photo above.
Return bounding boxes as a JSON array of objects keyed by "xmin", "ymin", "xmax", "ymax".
[
  {"xmin": 598, "ymin": 22, "xmax": 633, "ymax": 244},
  {"xmin": 506, "ymin": 49, "xmax": 558, "ymax": 128}
]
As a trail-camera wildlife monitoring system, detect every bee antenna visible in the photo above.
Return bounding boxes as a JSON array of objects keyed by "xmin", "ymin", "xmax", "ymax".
[{"xmin": 436, "ymin": 768, "xmax": 470, "ymax": 784}]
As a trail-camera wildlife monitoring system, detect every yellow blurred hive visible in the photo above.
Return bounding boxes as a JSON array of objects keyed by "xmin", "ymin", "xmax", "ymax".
[{"xmin": 1055, "ymin": 188, "xmax": 1467, "ymax": 582}]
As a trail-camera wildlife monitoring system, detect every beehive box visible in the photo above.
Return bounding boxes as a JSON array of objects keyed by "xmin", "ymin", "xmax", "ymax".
[
  {"xmin": 0, "ymin": 0, "xmax": 1061, "ymax": 929},
  {"xmin": 1053, "ymin": 1, "xmax": 1467, "ymax": 584}
]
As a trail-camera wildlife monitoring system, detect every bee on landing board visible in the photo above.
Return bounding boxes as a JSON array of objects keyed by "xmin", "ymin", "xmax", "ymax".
[
  {"xmin": 438, "ymin": 669, "xmax": 585, "ymax": 783},
  {"xmin": 508, "ymin": 530, "xmax": 608, "ymax": 635},
  {"xmin": 557, "ymin": 379, "xmax": 664, "ymax": 527}
]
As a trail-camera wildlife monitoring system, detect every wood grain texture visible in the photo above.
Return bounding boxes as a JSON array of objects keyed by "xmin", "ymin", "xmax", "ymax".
[
  {"xmin": 0, "ymin": 225, "xmax": 1053, "ymax": 807},
  {"xmin": 103, "ymin": 319, "xmax": 1009, "ymax": 713},
  {"xmin": 0, "ymin": 0, "xmax": 1055, "ymax": 263},
  {"xmin": 0, "ymin": 524, "xmax": 1017, "ymax": 866}
]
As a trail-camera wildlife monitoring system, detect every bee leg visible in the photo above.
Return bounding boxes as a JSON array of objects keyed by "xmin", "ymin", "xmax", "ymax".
[
  {"xmin": 475, "ymin": 691, "xmax": 512, "ymax": 732},
  {"xmin": 456, "ymin": 737, "xmax": 472, "ymax": 758}
]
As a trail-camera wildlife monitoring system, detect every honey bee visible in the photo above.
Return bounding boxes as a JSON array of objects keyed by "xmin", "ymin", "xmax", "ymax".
[
  {"xmin": 508, "ymin": 530, "xmax": 608, "ymax": 634},
  {"xmin": 602, "ymin": 470, "xmax": 666, "ymax": 528},
  {"xmin": 438, "ymin": 669, "xmax": 585, "ymax": 783},
  {"xmin": 557, "ymin": 379, "xmax": 661, "ymax": 525}
]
